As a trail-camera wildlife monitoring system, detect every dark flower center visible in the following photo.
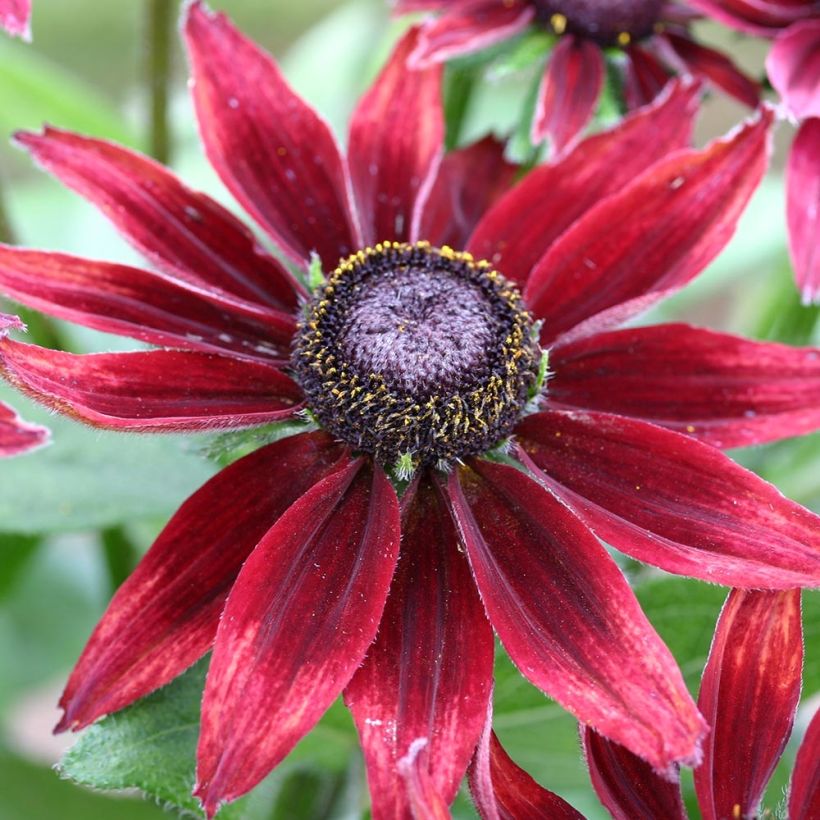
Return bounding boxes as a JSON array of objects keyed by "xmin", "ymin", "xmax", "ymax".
[
  {"xmin": 292, "ymin": 242, "xmax": 540, "ymax": 471},
  {"xmin": 533, "ymin": 0, "xmax": 664, "ymax": 44}
]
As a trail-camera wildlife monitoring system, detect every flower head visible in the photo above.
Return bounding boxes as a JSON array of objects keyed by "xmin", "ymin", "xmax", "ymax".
[{"xmin": 1, "ymin": 3, "xmax": 819, "ymax": 816}]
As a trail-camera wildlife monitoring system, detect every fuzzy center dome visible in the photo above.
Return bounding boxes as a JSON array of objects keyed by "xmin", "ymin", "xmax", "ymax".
[
  {"xmin": 292, "ymin": 242, "xmax": 541, "ymax": 470},
  {"xmin": 533, "ymin": 0, "xmax": 664, "ymax": 44}
]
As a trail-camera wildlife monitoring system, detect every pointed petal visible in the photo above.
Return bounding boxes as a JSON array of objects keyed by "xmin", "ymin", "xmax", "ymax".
[
  {"xmin": 348, "ymin": 27, "xmax": 443, "ymax": 246},
  {"xmin": 695, "ymin": 589, "xmax": 803, "ymax": 820},
  {"xmin": 15, "ymin": 128, "xmax": 301, "ymax": 309},
  {"xmin": 0, "ymin": 339, "xmax": 302, "ymax": 431},
  {"xmin": 409, "ymin": 2, "xmax": 535, "ymax": 67},
  {"xmin": 195, "ymin": 459, "xmax": 401, "ymax": 816},
  {"xmin": 397, "ymin": 739, "xmax": 453, "ymax": 820},
  {"xmin": 766, "ymin": 19, "xmax": 820, "ymax": 119},
  {"xmin": 445, "ymin": 460, "xmax": 706, "ymax": 772},
  {"xmin": 418, "ymin": 136, "xmax": 517, "ymax": 249},
  {"xmin": 623, "ymin": 46, "xmax": 670, "ymax": 110},
  {"xmin": 467, "ymin": 80, "xmax": 700, "ymax": 288},
  {"xmin": 532, "ymin": 36, "xmax": 605, "ymax": 155},
  {"xmin": 685, "ymin": 0, "xmax": 820, "ymax": 36},
  {"xmin": 516, "ymin": 410, "xmax": 820, "ymax": 589},
  {"xmin": 57, "ymin": 432, "xmax": 348, "ymax": 732},
  {"xmin": 583, "ymin": 728, "xmax": 686, "ymax": 820},
  {"xmin": 525, "ymin": 109, "xmax": 772, "ymax": 346},
  {"xmin": 0, "ymin": 245, "xmax": 295, "ymax": 363},
  {"xmin": 0, "ymin": 400, "xmax": 48, "ymax": 457},
  {"xmin": 345, "ymin": 475, "xmax": 494, "ymax": 819},
  {"xmin": 183, "ymin": 1, "xmax": 358, "ymax": 271},
  {"xmin": 790, "ymin": 707, "xmax": 820, "ymax": 820},
  {"xmin": 787, "ymin": 119, "xmax": 820, "ymax": 305},
  {"xmin": 550, "ymin": 323, "xmax": 820, "ymax": 448},
  {"xmin": 0, "ymin": 0, "xmax": 30, "ymax": 39}
]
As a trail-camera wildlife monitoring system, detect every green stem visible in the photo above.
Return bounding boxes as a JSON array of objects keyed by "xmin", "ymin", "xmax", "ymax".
[
  {"xmin": 101, "ymin": 526, "xmax": 140, "ymax": 593},
  {"xmin": 145, "ymin": 0, "xmax": 176, "ymax": 164},
  {"xmin": 0, "ymin": 183, "xmax": 16, "ymax": 245},
  {"xmin": 443, "ymin": 64, "xmax": 476, "ymax": 151}
]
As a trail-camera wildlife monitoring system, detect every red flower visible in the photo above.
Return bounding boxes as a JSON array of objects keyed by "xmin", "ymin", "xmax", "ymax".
[
  {"xmin": 394, "ymin": 0, "xmax": 760, "ymax": 153},
  {"xmin": 1, "ymin": 3, "xmax": 819, "ymax": 816},
  {"xmin": 0, "ymin": 0, "xmax": 30, "ymax": 39},
  {"xmin": 582, "ymin": 586, "xmax": 819, "ymax": 819}
]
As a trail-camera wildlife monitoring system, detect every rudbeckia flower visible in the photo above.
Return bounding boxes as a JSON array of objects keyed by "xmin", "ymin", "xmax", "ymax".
[
  {"xmin": 0, "ymin": 3, "xmax": 819, "ymax": 816},
  {"xmin": 0, "ymin": 0, "xmax": 30, "ymax": 39},
  {"xmin": 394, "ymin": 0, "xmax": 760, "ymax": 153}
]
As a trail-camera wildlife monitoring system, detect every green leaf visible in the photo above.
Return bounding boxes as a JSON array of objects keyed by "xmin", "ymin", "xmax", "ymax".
[
  {"xmin": 486, "ymin": 30, "xmax": 552, "ymax": 81},
  {"xmin": 0, "ymin": 532, "xmax": 40, "ymax": 598}
]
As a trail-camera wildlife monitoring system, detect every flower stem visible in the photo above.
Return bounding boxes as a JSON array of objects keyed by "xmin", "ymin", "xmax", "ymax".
[
  {"xmin": 0, "ymin": 183, "xmax": 16, "ymax": 245},
  {"xmin": 145, "ymin": 0, "xmax": 176, "ymax": 164},
  {"xmin": 101, "ymin": 526, "xmax": 140, "ymax": 593}
]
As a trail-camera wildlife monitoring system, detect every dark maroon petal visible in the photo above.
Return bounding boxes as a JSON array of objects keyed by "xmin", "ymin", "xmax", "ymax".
[
  {"xmin": 345, "ymin": 475, "xmax": 494, "ymax": 819},
  {"xmin": 623, "ymin": 46, "xmax": 670, "ymax": 110},
  {"xmin": 695, "ymin": 589, "xmax": 803, "ymax": 820},
  {"xmin": 790, "ymin": 707, "xmax": 820, "ymax": 820},
  {"xmin": 14, "ymin": 128, "xmax": 301, "ymax": 309},
  {"xmin": 532, "ymin": 36, "xmax": 605, "ymax": 155},
  {"xmin": 583, "ymin": 728, "xmax": 686, "ymax": 820},
  {"xmin": 195, "ymin": 459, "xmax": 401, "ymax": 816},
  {"xmin": 467, "ymin": 79, "xmax": 699, "ymax": 288},
  {"xmin": 409, "ymin": 1, "xmax": 535, "ymax": 67},
  {"xmin": 525, "ymin": 109, "xmax": 772, "ymax": 346},
  {"xmin": 348, "ymin": 26, "xmax": 443, "ymax": 246},
  {"xmin": 445, "ymin": 460, "xmax": 706, "ymax": 772},
  {"xmin": 687, "ymin": 0, "xmax": 820, "ymax": 36},
  {"xmin": 550, "ymin": 323, "xmax": 820, "ymax": 448},
  {"xmin": 0, "ymin": 0, "xmax": 29, "ymax": 38},
  {"xmin": 419, "ymin": 136, "xmax": 517, "ymax": 249},
  {"xmin": 0, "ymin": 400, "xmax": 48, "ymax": 457},
  {"xmin": 183, "ymin": 1, "xmax": 358, "ymax": 271},
  {"xmin": 516, "ymin": 410, "xmax": 820, "ymax": 588},
  {"xmin": 56, "ymin": 432, "xmax": 348, "ymax": 732},
  {"xmin": 767, "ymin": 20, "xmax": 820, "ymax": 119},
  {"xmin": 665, "ymin": 32, "xmax": 760, "ymax": 108},
  {"xmin": 0, "ymin": 339, "xmax": 302, "ymax": 431},
  {"xmin": 470, "ymin": 704, "xmax": 584, "ymax": 820},
  {"xmin": 397, "ymin": 739, "xmax": 452, "ymax": 820},
  {"xmin": 0, "ymin": 245, "xmax": 295, "ymax": 363},
  {"xmin": 787, "ymin": 119, "xmax": 820, "ymax": 305}
]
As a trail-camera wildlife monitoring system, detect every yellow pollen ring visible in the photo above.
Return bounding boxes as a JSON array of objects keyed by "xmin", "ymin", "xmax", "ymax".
[
  {"xmin": 550, "ymin": 13, "xmax": 567, "ymax": 35},
  {"xmin": 617, "ymin": 31, "xmax": 632, "ymax": 46}
]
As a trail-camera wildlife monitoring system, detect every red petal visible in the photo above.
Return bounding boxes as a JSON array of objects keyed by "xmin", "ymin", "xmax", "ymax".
[
  {"xmin": 409, "ymin": 1, "xmax": 535, "ymax": 67},
  {"xmin": 15, "ymin": 128, "xmax": 301, "ymax": 310},
  {"xmin": 445, "ymin": 460, "xmax": 706, "ymax": 772},
  {"xmin": 583, "ymin": 728, "xmax": 686, "ymax": 820},
  {"xmin": 0, "ymin": 339, "xmax": 302, "ymax": 431},
  {"xmin": 397, "ymin": 739, "xmax": 453, "ymax": 820},
  {"xmin": 419, "ymin": 136, "xmax": 517, "ymax": 249},
  {"xmin": 685, "ymin": 0, "xmax": 820, "ymax": 35},
  {"xmin": 0, "ymin": 400, "xmax": 48, "ymax": 457},
  {"xmin": 790, "ymin": 707, "xmax": 820, "ymax": 819},
  {"xmin": 623, "ymin": 46, "xmax": 670, "ymax": 110},
  {"xmin": 0, "ymin": 245, "xmax": 295, "ymax": 363},
  {"xmin": 787, "ymin": 119, "xmax": 820, "ymax": 305},
  {"xmin": 525, "ymin": 109, "xmax": 772, "ymax": 346},
  {"xmin": 767, "ymin": 20, "xmax": 820, "ymax": 119},
  {"xmin": 195, "ymin": 459, "xmax": 401, "ymax": 816},
  {"xmin": 549, "ymin": 323, "xmax": 820, "ymax": 448},
  {"xmin": 57, "ymin": 432, "xmax": 348, "ymax": 732},
  {"xmin": 348, "ymin": 27, "xmax": 443, "ymax": 246},
  {"xmin": 467, "ymin": 79, "xmax": 700, "ymax": 288},
  {"xmin": 665, "ymin": 32, "xmax": 760, "ymax": 108},
  {"xmin": 532, "ymin": 36, "xmax": 605, "ymax": 155},
  {"xmin": 183, "ymin": 1, "xmax": 358, "ymax": 271},
  {"xmin": 470, "ymin": 703, "xmax": 584, "ymax": 820},
  {"xmin": 345, "ymin": 475, "xmax": 494, "ymax": 818},
  {"xmin": 516, "ymin": 409, "xmax": 820, "ymax": 588},
  {"xmin": 0, "ymin": 0, "xmax": 29, "ymax": 38},
  {"xmin": 695, "ymin": 589, "xmax": 803, "ymax": 820}
]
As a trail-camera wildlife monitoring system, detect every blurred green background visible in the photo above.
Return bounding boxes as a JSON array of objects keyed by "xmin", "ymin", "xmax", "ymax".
[{"xmin": 0, "ymin": 1, "xmax": 817, "ymax": 818}]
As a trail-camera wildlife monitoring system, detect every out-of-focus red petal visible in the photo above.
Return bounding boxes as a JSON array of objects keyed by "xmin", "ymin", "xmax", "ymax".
[
  {"xmin": 14, "ymin": 128, "xmax": 301, "ymax": 310},
  {"xmin": 445, "ymin": 459, "xmax": 706, "ymax": 772},
  {"xmin": 695, "ymin": 589, "xmax": 803, "ymax": 820},
  {"xmin": 345, "ymin": 475, "xmax": 493, "ymax": 819},
  {"xmin": 183, "ymin": 1, "xmax": 358, "ymax": 271},
  {"xmin": 195, "ymin": 459, "xmax": 401, "ymax": 817},
  {"xmin": 0, "ymin": 0, "xmax": 29, "ymax": 39},
  {"xmin": 419, "ymin": 136, "xmax": 517, "ymax": 249},
  {"xmin": 409, "ymin": 1, "xmax": 535, "ymax": 67},
  {"xmin": 583, "ymin": 728, "xmax": 686, "ymax": 820},
  {"xmin": 348, "ymin": 26, "xmax": 443, "ymax": 246},
  {"xmin": 767, "ymin": 20, "xmax": 820, "ymax": 119},
  {"xmin": 787, "ymin": 118, "xmax": 820, "ymax": 305},
  {"xmin": 623, "ymin": 46, "xmax": 670, "ymax": 110},
  {"xmin": 532, "ymin": 36, "xmax": 605, "ymax": 155},
  {"xmin": 56, "ymin": 432, "xmax": 349, "ymax": 732},
  {"xmin": 0, "ymin": 400, "xmax": 48, "ymax": 457},
  {"xmin": 550, "ymin": 323, "xmax": 820, "ymax": 448},
  {"xmin": 790, "ymin": 707, "xmax": 820, "ymax": 819},
  {"xmin": 686, "ymin": 0, "xmax": 820, "ymax": 36},
  {"xmin": 665, "ymin": 31, "xmax": 761, "ymax": 108},
  {"xmin": 0, "ymin": 339, "xmax": 302, "ymax": 431},
  {"xmin": 516, "ymin": 410, "xmax": 820, "ymax": 589},
  {"xmin": 470, "ymin": 702, "xmax": 584, "ymax": 820},
  {"xmin": 525, "ymin": 109, "xmax": 772, "ymax": 346},
  {"xmin": 0, "ymin": 245, "xmax": 295, "ymax": 363},
  {"xmin": 468, "ymin": 79, "xmax": 700, "ymax": 288},
  {"xmin": 397, "ymin": 739, "xmax": 453, "ymax": 820}
]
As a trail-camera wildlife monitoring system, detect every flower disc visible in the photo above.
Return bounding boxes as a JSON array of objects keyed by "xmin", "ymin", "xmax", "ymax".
[{"xmin": 534, "ymin": 0, "xmax": 664, "ymax": 43}]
